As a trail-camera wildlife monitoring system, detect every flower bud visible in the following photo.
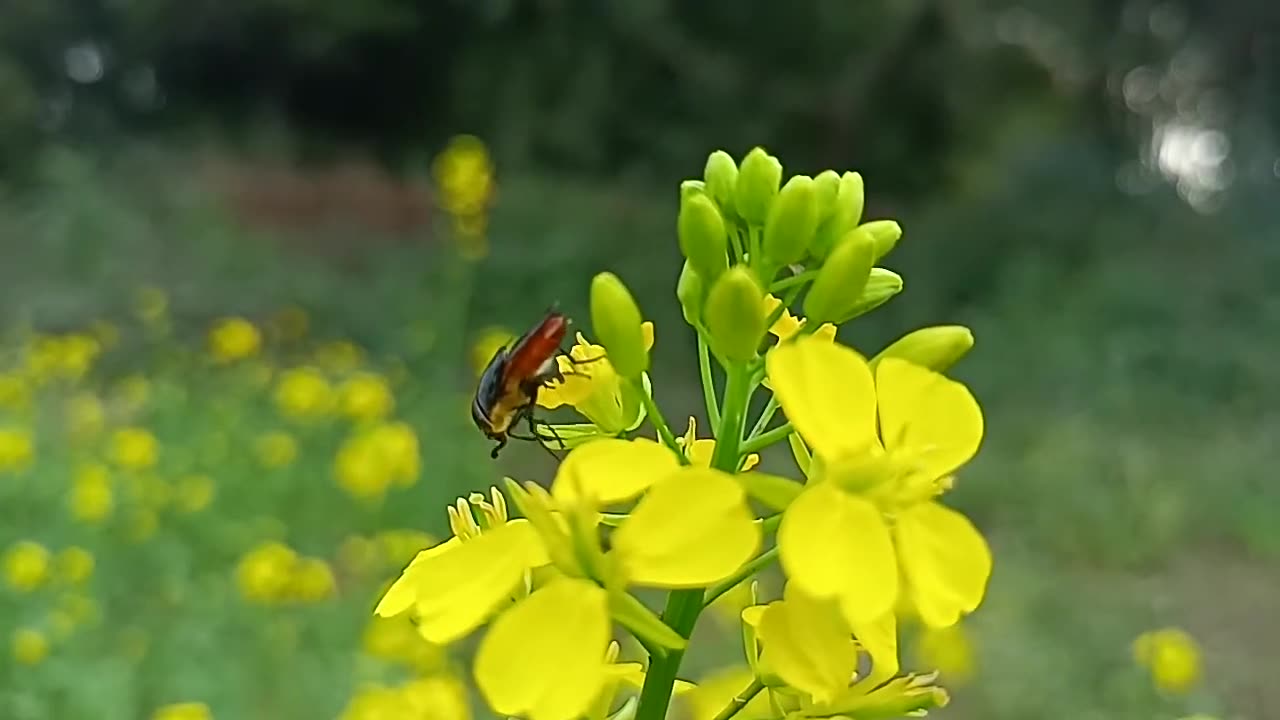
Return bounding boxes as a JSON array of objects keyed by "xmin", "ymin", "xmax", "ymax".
[
  {"xmin": 676, "ymin": 261, "xmax": 705, "ymax": 327},
  {"xmin": 735, "ymin": 147, "xmax": 782, "ymax": 226},
  {"xmin": 812, "ymin": 170, "xmax": 841, "ymax": 224},
  {"xmin": 703, "ymin": 150, "xmax": 738, "ymax": 215},
  {"xmin": 705, "ymin": 266, "xmax": 767, "ymax": 363},
  {"xmin": 802, "ymin": 228, "xmax": 875, "ymax": 326},
  {"xmin": 678, "ymin": 192, "xmax": 729, "ymax": 282},
  {"xmin": 680, "ymin": 179, "xmax": 706, "ymax": 204},
  {"xmin": 838, "ymin": 268, "xmax": 903, "ymax": 323},
  {"xmin": 871, "ymin": 326, "xmax": 974, "ymax": 373},
  {"xmin": 860, "ymin": 219, "xmax": 902, "ymax": 261},
  {"xmin": 590, "ymin": 272, "xmax": 649, "ymax": 378},
  {"xmin": 809, "ymin": 171, "xmax": 864, "ymax": 260},
  {"xmin": 762, "ymin": 175, "xmax": 818, "ymax": 268}
]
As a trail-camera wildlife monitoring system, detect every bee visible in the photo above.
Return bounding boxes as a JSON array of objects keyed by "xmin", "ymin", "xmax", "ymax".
[{"xmin": 472, "ymin": 309, "xmax": 592, "ymax": 458}]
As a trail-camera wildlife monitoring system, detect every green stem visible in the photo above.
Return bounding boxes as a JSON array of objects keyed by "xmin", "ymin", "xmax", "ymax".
[
  {"xmin": 740, "ymin": 423, "xmax": 793, "ymax": 455},
  {"xmin": 634, "ymin": 364, "xmax": 753, "ymax": 720},
  {"xmin": 770, "ymin": 269, "xmax": 817, "ymax": 292},
  {"xmin": 702, "ymin": 546, "xmax": 780, "ymax": 607},
  {"xmin": 746, "ymin": 396, "xmax": 779, "ymax": 441},
  {"xmin": 710, "ymin": 679, "xmax": 765, "ymax": 720},
  {"xmin": 728, "ymin": 227, "xmax": 746, "ymax": 264},
  {"xmin": 632, "ymin": 378, "xmax": 688, "ymax": 465},
  {"xmin": 697, "ymin": 334, "xmax": 721, "ymax": 429}
]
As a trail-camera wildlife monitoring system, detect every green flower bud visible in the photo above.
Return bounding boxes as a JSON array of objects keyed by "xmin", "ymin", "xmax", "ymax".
[
  {"xmin": 680, "ymin": 179, "xmax": 706, "ymax": 204},
  {"xmin": 860, "ymin": 219, "xmax": 902, "ymax": 261},
  {"xmin": 802, "ymin": 228, "xmax": 876, "ymax": 325},
  {"xmin": 809, "ymin": 171, "xmax": 864, "ymax": 260},
  {"xmin": 735, "ymin": 147, "xmax": 782, "ymax": 226},
  {"xmin": 703, "ymin": 150, "xmax": 738, "ymax": 215},
  {"xmin": 676, "ymin": 260, "xmax": 705, "ymax": 327},
  {"xmin": 590, "ymin": 272, "xmax": 648, "ymax": 378},
  {"xmin": 871, "ymin": 325, "xmax": 974, "ymax": 373},
  {"xmin": 838, "ymin": 267, "xmax": 903, "ymax": 322},
  {"xmin": 812, "ymin": 170, "xmax": 841, "ymax": 224},
  {"xmin": 705, "ymin": 266, "xmax": 767, "ymax": 363},
  {"xmin": 678, "ymin": 192, "xmax": 729, "ymax": 282},
  {"xmin": 762, "ymin": 175, "xmax": 818, "ymax": 268}
]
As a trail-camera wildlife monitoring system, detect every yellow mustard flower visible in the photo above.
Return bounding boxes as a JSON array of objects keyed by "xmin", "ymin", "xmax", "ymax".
[
  {"xmin": 26, "ymin": 333, "xmax": 101, "ymax": 382},
  {"xmin": 767, "ymin": 336, "xmax": 990, "ymax": 630},
  {"xmin": 273, "ymin": 366, "xmax": 335, "ymax": 419},
  {"xmin": 54, "ymin": 546, "xmax": 95, "ymax": 585},
  {"xmin": 208, "ymin": 316, "xmax": 262, "ymax": 363},
  {"xmin": 0, "ymin": 372, "xmax": 31, "ymax": 411},
  {"xmin": 150, "ymin": 702, "xmax": 212, "ymax": 720},
  {"xmin": 338, "ymin": 372, "xmax": 395, "ymax": 422},
  {"xmin": 1133, "ymin": 627, "xmax": 1202, "ymax": 694},
  {"xmin": 434, "ymin": 134, "xmax": 495, "ymax": 218},
  {"xmin": 288, "ymin": 557, "xmax": 337, "ymax": 603},
  {"xmin": 315, "ymin": 341, "xmax": 365, "ymax": 374},
  {"xmin": 65, "ymin": 392, "xmax": 105, "ymax": 441},
  {"xmin": 402, "ymin": 676, "xmax": 471, "ymax": 720},
  {"xmin": 111, "ymin": 426, "xmax": 159, "ymax": 471},
  {"xmin": 916, "ymin": 623, "xmax": 976, "ymax": 685},
  {"xmin": 677, "ymin": 416, "xmax": 759, "ymax": 471},
  {"xmin": 3, "ymin": 539, "xmax": 51, "ymax": 591},
  {"xmin": 173, "ymin": 474, "xmax": 216, "ymax": 513},
  {"xmin": 334, "ymin": 422, "xmax": 420, "ymax": 501},
  {"xmin": 235, "ymin": 541, "xmax": 299, "ymax": 604},
  {"xmin": 254, "ymin": 431, "xmax": 298, "ymax": 469},
  {"xmin": 763, "ymin": 294, "xmax": 837, "ymax": 343},
  {"xmin": 0, "ymin": 427, "xmax": 34, "ymax": 472},
  {"xmin": 362, "ymin": 613, "xmax": 448, "ymax": 673},
  {"xmin": 68, "ymin": 462, "xmax": 114, "ymax": 523},
  {"xmin": 12, "ymin": 627, "xmax": 50, "ymax": 665},
  {"xmin": 537, "ymin": 323, "xmax": 655, "ymax": 435}
]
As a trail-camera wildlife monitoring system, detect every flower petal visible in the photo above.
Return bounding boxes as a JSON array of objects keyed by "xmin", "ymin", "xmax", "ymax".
[
  {"xmin": 766, "ymin": 336, "xmax": 877, "ymax": 460},
  {"xmin": 552, "ymin": 438, "xmax": 681, "ymax": 505},
  {"xmin": 373, "ymin": 536, "xmax": 460, "ymax": 617},
  {"xmin": 849, "ymin": 612, "xmax": 898, "ymax": 689},
  {"xmin": 894, "ymin": 501, "xmax": 992, "ymax": 628},
  {"xmin": 758, "ymin": 586, "xmax": 858, "ymax": 705},
  {"xmin": 778, "ymin": 482, "xmax": 898, "ymax": 624},
  {"xmin": 474, "ymin": 577, "xmax": 610, "ymax": 720},
  {"xmin": 612, "ymin": 467, "xmax": 761, "ymax": 588},
  {"xmin": 875, "ymin": 358, "xmax": 983, "ymax": 480},
  {"xmin": 375, "ymin": 522, "xmax": 541, "ymax": 644}
]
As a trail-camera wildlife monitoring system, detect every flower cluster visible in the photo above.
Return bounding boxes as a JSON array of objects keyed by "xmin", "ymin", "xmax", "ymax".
[{"xmin": 377, "ymin": 147, "xmax": 996, "ymax": 720}]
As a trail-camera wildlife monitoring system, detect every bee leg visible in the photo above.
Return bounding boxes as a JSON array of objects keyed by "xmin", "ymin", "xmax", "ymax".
[
  {"xmin": 531, "ymin": 415, "xmax": 567, "ymax": 451},
  {"xmin": 490, "ymin": 436, "xmax": 507, "ymax": 459}
]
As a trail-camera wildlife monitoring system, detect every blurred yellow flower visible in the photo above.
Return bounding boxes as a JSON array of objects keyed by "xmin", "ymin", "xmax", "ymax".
[
  {"xmin": 315, "ymin": 341, "xmax": 364, "ymax": 374},
  {"xmin": 289, "ymin": 557, "xmax": 337, "ymax": 603},
  {"xmin": 0, "ymin": 427, "xmax": 34, "ymax": 472},
  {"xmin": 3, "ymin": 539, "xmax": 51, "ymax": 591},
  {"xmin": 111, "ymin": 426, "xmax": 159, "ymax": 471},
  {"xmin": 254, "ymin": 431, "xmax": 298, "ymax": 469},
  {"xmin": 273, "ymin": 367, "xmax": 335, "ymax": 419},
  {"xmin": 470, "ymin": 326, "xmax": 516, "ymax": 378},
  {"xmin": 69, "ymin": 462, "xmax": 114, "ymax": 524},
  {"xmin": 26, "ymin": 333, "xmax": 101, "ymax": 382},
  {"xmin": 134, "ymin": 286, "xmax": 169, "ymax": 325},
  {"xmin": 65, "ymin": 392, "xmax": 106, "ymax": 441},
  {"xmin": 150, "ymin": 702, "xmax": 212, "ymax": 720},
  {"xmin": 361, "ymin": 614, "xmax": 448, "ymax": 674},
  {"xmin": 174, "ymin": 474, "xmax": 216, "ymax": 513},
  {"xmin": 401, "ymin": 676, "xmax": 471, "ymax": 720},
  {"xmin": 12, "ymin": 627, "xmax": 49, "ymax": 665},
  {"xmin": 0, "ymin": 372, "xmax": 30, "ymax": 411},
  {"xmin": 335, "ymin": 421, "xmax": 420, "ymax": 501},
  {"xmin": 115, "ymin": 374, "xmax": 152, "ymax": 412},
  {"xmin": 434, "ymin": 134, "xmax": 494, "ymax": 216},
  {"xmin": 54, "ymin": 546, "xmax": 95, "ymax": 585},
  {"xmin": 1133, "ymin": 627, "xmax": 1202, "ymax": 694},
  {"xmin": 339, "ymin": 372, "xmax": 395, "ymax": 422},
  {"xmin": 208, "ymin": 316, "xmax": 262, "ymax": 363},
  {"xmin": 375, "ymin": 529, "xmax": 436, "ymax": 569},
  {"xmin": 916, "ymin": 623, "xmax": 976, "ymax": 685},
  {"xmin": 235, "ymin": 541, "xmax": 299, "ymax": 604}
]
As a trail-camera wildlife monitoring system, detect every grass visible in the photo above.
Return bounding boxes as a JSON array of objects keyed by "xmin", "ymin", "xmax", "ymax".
[{"xmin": 0, "ymin": 144, "xmax": 1276, "ymax": 720}]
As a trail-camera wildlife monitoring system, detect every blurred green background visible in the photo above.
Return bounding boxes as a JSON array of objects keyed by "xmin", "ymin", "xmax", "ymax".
[{"xmin": 1, "ymin": 1, "xmax": 1278, "ymax": 719}]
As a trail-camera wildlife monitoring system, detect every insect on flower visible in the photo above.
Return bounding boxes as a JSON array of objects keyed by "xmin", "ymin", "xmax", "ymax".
[{"xmin": 471, "ymin": 309, "xmax": 598, "ymax": 458}]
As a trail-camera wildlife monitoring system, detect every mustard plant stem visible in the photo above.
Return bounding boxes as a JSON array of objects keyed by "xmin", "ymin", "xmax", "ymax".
[
  {"xmin": 746, "ymin": 395, "xmax": 779, "ymax": 440},
  {"xmin": 632, "ymin": 377, "xmax": 688, "ymax": 465},
  {"xmin": 740, "ymin": 422, "xmax": 793, "ymax": 455},
  {"xmin": 698, "ymin": 334, "xmax": 721, "ymax": 428},
  {"xmin": 770, "ymin": 269, "xmax": 817, "ymax": 292},
  {"xmin": 710, "ymin": 679, "xmax": 765, "ymax": 720},
  {"xmin": 702, "ymin": 546, "xmax": 779, "ymax": 607}
]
